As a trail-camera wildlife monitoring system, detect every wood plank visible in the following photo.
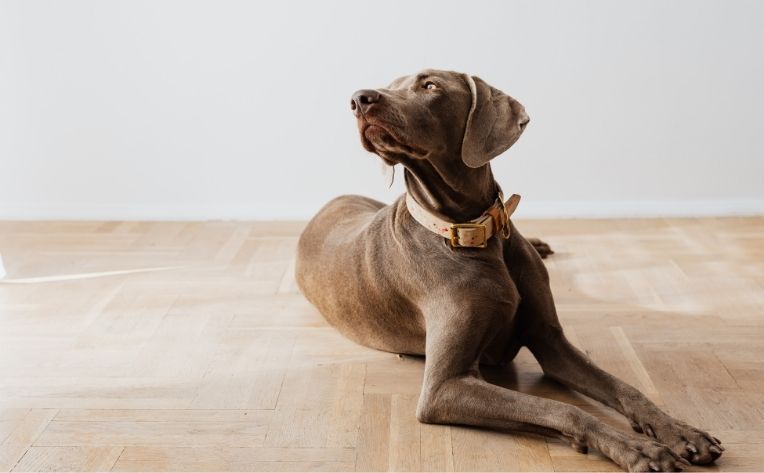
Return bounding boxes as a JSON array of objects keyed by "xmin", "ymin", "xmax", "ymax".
[
  {"xmin": 0, "ymin": 410, "xmax": 57, "ymax": 472},
  {"xmin": 450, "ymin": 426, "xmax": 553, "ymax": 471},
  {"xmin": 34, "ymin": 411, "xmax": 272, "ymax": 447},
  {"xmin": 420, "ymin": 422, "xmax": 454, "ymax": 472},
  {"xmin": 113, "ymin": 446, "xmax": 354, "ymax": 472},
  {"xmin": 354, "ymin": 394, "xmax": 391, "ymax": 472},
  {"xmin": 388, "ymin": 394, "xmax": 420, "ymax": 472},
  {"xmin": 11, "ymin": 446, "xmax": 123, "ymax": 472}
]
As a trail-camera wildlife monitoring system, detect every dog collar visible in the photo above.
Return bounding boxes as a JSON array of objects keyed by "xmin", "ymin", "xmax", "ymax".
[{"xmin": 405, "ymin": 190, "xmax": 521, "ymax": 248}]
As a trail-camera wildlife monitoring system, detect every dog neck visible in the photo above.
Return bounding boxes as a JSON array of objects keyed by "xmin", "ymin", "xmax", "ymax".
[{"xmin": 402, "ymin": 158, "xmax": 500, "ymax": 222}]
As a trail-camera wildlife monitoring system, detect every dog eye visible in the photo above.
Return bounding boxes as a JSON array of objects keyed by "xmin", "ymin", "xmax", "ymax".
[{"xmin": 424, "ymin": 81, "xmax": 437, "ymax": 90}]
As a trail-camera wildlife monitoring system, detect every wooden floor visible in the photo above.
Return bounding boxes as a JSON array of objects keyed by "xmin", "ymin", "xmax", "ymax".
[{"xmin": 0, "ymin": 218, "xmax": 762, "ymax": 472}]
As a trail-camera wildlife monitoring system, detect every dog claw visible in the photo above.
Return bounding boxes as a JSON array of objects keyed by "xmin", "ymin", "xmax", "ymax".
[
  {"xmin": 709, "ymin": 445, "xmax": 722, "ymax": 455},
  {"xmin": 678, "ymin": 456, "xmax": 691, "ymax": 466},
  {"xmin": 645, "ymin": 424, "xmax": 655, "ymax": 438},
  {"xmin": 649, "ymin": 461, "xmax": 660, "ymax": 471}
]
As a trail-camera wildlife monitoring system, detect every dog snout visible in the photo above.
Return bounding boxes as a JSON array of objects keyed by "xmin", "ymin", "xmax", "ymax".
[{"xmin": 351, "ymin": 89, "xmax": 381, "ymax": 117}]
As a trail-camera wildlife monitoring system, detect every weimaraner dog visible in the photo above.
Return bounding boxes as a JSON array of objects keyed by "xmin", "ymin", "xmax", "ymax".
[{"xmin": 295, "ymin": 69, "xmax": 723, "ymax": 472}]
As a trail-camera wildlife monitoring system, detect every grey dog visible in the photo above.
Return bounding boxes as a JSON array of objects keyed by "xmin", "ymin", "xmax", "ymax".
[{"xmin": 295, "ymin": 69, "xmax": 723, "ymax": 472}]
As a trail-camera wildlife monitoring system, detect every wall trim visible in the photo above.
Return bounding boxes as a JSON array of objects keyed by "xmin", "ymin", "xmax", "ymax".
[{"xmin": 0, "ymin": 199, "xmax": 762, "ymax": 221}]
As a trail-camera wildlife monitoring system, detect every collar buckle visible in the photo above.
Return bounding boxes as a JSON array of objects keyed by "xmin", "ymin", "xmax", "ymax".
[{"xmin": 449, "ymin": 223, "xmax": 488, "ymax": 248}]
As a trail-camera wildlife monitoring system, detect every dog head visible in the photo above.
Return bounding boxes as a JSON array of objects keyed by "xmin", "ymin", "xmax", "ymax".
[{"xmin": 351, "ymin": 69, "xmax": 529, "ymax": 169}]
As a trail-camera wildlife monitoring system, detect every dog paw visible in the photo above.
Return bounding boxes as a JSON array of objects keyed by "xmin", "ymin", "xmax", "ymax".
[
  {"xmin": 528, "ymin": 237, "xmax": 554, "ymax": 259},
  {"xmin": 593, "ymin": 427, "xmax": 687, "ymax": 472},
  {"xmin": 634, "ymin": 419, "xmax": 723, "ymax": 465},
  {"xmin": 616, "ymin": 437, "xmax": 688, "ymax": 472}
]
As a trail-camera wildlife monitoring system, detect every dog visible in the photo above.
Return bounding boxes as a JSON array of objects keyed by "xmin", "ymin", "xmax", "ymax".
[{"xmin": 295, "ymin": 69, "xmax": 722, "ymax": 472}]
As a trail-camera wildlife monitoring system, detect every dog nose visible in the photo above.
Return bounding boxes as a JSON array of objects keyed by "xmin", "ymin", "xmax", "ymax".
[
  {"xmin": 517, "ymin": 110, "xmax": 530, "ymax": 130},
  {"xmin": 351, "ymin": 89, "xmax": 381, "ymax": 117}
]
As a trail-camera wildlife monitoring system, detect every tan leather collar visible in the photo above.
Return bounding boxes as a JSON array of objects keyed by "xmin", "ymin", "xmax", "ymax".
[{"xmin": 405, "ymin": 190, "xmax": 521, "ymax": 248}]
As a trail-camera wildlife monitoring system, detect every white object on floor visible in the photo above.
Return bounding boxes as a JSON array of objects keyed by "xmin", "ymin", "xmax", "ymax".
[
  {"xmin": 0, "ymin": 265, "xmax": 184, "ymax": 284},
  {"xmin": 0, "ymin": 253, "xmax": 5, "ymax": 279}
]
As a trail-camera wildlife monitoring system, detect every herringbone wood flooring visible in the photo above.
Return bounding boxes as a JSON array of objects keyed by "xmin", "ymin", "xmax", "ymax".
[{"xmin": 0, "ymin": 218, "xmax": 762, "ymax": 471}]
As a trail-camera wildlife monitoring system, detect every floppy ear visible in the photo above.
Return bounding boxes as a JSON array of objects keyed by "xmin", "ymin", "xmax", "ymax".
[{"xmin": 461, "ymin": 75, "xmax": 517, "ymax": 168}]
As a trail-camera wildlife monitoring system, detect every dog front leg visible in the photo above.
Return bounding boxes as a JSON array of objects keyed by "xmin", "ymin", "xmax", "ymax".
[
  {"xmin": 418, "ymin": 298, "xmax": 686, "ymax": 472},
  {"xmin": 504, "ymin": 233, "xmax": 723, "ymax": 466},
  {"xmin": 530, "ymin": 332, "xmax": 724, "ymax": 465}
]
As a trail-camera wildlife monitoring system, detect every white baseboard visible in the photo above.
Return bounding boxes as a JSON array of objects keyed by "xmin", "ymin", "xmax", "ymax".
[
  {"xmin": 0, "ymin": 203, "xmax": 312, "ymax": 221},
  {"xmin": 0, "ymin": 199, "xmax": 762, "ymax": 221},
  {"xmin": 514, "ymin": 199, "xmax": 764, "ymax": 218}
]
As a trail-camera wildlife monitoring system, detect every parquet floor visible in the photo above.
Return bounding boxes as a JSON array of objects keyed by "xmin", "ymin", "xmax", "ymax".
[{"xmin": 0, "ymin": 218, "xmax": 762, "ymax": 472}]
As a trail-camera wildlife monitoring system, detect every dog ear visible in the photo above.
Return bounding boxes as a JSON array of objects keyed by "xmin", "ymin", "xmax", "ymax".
[{"xmin": 461, "ymin": 75, "xmax": 517, "ymax": 168}]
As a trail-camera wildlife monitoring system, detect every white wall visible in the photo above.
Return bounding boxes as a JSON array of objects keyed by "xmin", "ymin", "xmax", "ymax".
[{"xmin": 1, "ymin": 0, "xmax": 762, "ymax": 220}]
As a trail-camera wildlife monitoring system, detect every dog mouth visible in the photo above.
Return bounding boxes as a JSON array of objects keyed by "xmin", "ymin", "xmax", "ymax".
[{"xmin": 358, "ymin": 119, "xmax": 426, "ymax": 159}]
